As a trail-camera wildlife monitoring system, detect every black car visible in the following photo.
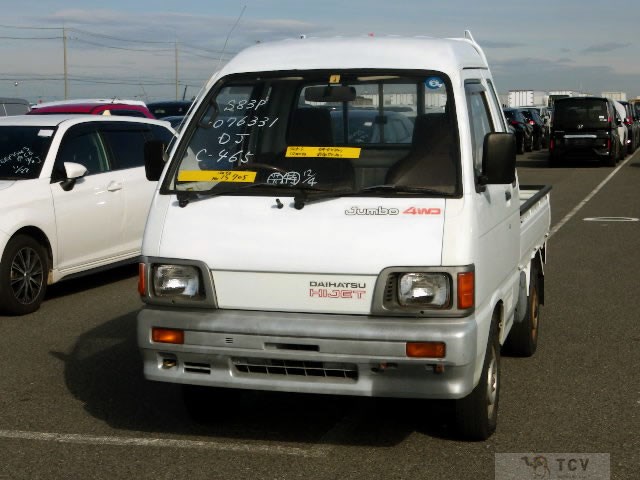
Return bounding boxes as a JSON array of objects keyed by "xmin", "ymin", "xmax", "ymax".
[
  {"xmin": 520, "ymin": 107, "xmax": 547, "ymax": 149},
  {"xmin": 147, "ymin": 100, "xmax": 192, "ymax": 119},
  {"xmin": 503, "ymin": 108, "xmax": 534, "ymax": 154},
  {"xmin": 549, "ymin": 96, "xmax": 622, "ymax": 166}
]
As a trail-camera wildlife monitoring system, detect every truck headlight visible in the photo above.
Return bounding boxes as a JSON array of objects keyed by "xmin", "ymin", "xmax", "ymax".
[
  {"xmin": 153, "ymin": 264, "xmax": 202, "ymax": 298},
  {"xmin": 398, "ymin": 273, "xmax": 449, "ymax": 308}
]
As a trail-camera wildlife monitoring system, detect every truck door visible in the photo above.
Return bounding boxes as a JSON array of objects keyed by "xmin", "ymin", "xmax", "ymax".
[{"xmin": 464, "ymin": 75, "xmax": 519, "ymax": 318}]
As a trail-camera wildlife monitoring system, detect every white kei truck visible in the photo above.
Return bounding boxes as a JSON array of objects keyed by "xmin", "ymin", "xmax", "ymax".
[{"xmin": 137, "ymin": 32, "xmax": 551, "ymax": 440}]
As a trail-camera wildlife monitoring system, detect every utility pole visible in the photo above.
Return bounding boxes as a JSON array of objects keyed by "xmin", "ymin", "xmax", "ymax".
[
  {"xmin": 63, "ymin": 26, "xmax": 68, "ymax": 99},
  {"xmin": 175, "ymin": 41, "xmax": 179, "ymax": 100}
]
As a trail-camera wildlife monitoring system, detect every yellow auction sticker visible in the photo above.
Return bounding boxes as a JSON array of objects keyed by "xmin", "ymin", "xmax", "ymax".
[
  {"xmin": 177, "ymin": 170, "xmax": 257, "ymax": 182},
  {"xmin": 285, "ymin": 146, "xmax": 361, "ymax": 158}
]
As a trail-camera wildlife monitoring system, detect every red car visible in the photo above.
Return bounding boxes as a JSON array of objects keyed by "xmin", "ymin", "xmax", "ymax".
[{"xmin": 29, "ymin": 99, "xmax": 155, "ymax": 119}]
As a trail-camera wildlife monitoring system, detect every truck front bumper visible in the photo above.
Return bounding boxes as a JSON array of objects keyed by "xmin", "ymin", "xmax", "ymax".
[{"xmin": 138, "ymin": 307, "xmax": 479, "ymax": 400}]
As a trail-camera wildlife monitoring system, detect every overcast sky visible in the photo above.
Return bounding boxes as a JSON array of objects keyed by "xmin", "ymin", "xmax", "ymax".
[{"xmin": 1, "ymin": 0, "xmax": 638, "ymax": 103}]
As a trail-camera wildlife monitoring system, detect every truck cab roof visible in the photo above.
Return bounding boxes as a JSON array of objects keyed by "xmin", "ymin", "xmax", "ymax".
[{"xmin": 213, "ymin": 35, "xmax": 489, "ymax": 81}]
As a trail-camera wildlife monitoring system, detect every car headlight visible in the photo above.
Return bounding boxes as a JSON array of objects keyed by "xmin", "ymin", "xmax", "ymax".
[
  {"xmin": 398, "ymin": 273, "xmax": 449, "ymax": 308},
  {"xmin": 153, "ymin": 264, "xmax": 202, "ymax": 298}
]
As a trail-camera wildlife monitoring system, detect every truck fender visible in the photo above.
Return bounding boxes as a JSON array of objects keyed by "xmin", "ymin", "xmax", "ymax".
[{"xmin": 514, "ymin": 270, "xmax": 528, "ymax": 323}]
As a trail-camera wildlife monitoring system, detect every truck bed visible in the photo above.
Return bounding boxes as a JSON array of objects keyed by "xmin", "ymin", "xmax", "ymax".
[{"xmin": 519, "ymin": 185, "xmax": 552, "ymax": 266}]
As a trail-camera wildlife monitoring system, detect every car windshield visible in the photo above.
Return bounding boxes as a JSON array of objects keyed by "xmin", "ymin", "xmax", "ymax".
[
  {"xmin": 166, "ymin": 70, "xmax": 460, "ymax": 197},
  {"xmin": 554, "ymin": 99, "xmax": 610, "ymax": 130},
  {"xmin": 0, "ymin": 126, "xmax": 54, "ymax": 179}
]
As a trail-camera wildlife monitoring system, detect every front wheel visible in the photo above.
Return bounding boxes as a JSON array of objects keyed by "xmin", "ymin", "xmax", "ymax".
[
  {"xmin": 0, "ymin": 234, "xmax": 48, "ymax": 315},
  {"xmin": 455, "ymin": 314, "xmax": 500, "ymax": 440}
]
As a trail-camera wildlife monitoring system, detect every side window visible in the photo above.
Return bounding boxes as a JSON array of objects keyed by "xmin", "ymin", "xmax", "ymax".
[
  {"xmin": 465, "ymin": 81, "xmax": 494, "ymax": 177},
  {"xmin": 102, "ymin": 127, "xmax": 148, "ymax": 170},
  {"xmin": 486, "ymin": 80, "xmax": 506, "ymax": 130},
  {"xmin": 57, "ymin": 128, "xmax": 109, "ymax": 175},
  {"xmin": 108, "ymin": 109, "xmax": 147, "ymax": 118},
  {"xmin": 149, "ymin": 124, "xmax": 174, "ymax": 145}
]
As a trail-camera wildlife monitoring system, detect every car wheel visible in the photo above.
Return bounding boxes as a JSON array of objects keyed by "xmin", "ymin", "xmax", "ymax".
[
  {"xmin": 0, "ymin": 234, "xmax": 48, "ymax": 315},
  {"xmin": 517, "ymin": 135, "xmax": 525, "ymax": 155},
  {"xmin": 525, "ymin": 134, "xmax": 533, "ymax": 152},
  {"xmin": 533, "ymin": 133, "xmax": 541, "ymax": 151},
  {"xmin": 504, "ymin": 262, "xmax": 541, "ymax": 357},
  {"xmin": 455, "ymin": 312, "xmax": 500, "ymax": 440},
  {"xmin": 604, "ymin": 145, "xmax": 617, "ymax": 166}
]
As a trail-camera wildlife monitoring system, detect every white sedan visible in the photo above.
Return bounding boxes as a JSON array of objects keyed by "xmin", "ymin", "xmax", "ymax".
[{"xmin": 0, "ymin": 114, "xmax": 175, "ymax": 315}]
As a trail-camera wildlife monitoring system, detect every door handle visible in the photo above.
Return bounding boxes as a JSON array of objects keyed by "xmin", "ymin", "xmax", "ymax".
[
  {"xmin": 107, "ymin": 181, "xmax": 122, "ymax": 192},
  {"xmin": 505, "ymin": 190, "xmax": 512, "ymax": 201}
]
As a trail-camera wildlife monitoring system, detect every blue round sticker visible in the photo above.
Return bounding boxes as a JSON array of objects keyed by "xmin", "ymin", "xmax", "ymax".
[{"xmin": 425, "ymin": 77, "xmax": 444, "ymax": 89}]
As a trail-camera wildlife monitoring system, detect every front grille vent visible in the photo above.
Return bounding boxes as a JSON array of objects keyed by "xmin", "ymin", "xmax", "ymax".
[
  {"xmin": 232, "ymin": 357, "xmax": 358, "ymax": 382},
  {"xmin": 184, "ymin": 362, "xmax": 211, "ymax": 374},
  {"xmin": 384, "ymin": 274, "xmax": 397, "ymax": 304}
]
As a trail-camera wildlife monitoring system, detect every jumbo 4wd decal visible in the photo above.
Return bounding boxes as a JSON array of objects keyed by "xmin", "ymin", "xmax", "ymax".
[
  {"xmin": 402, "ymin": 207, "xmax": 442, "ymax": 215},
  {"xmin": 344, "ymin": 206, "xmax": 442, "ymax": 216}
]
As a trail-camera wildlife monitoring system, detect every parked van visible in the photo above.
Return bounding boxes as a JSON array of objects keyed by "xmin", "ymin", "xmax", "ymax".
[
  {"xmin": 137, "ymin": 32, "xmax": 551, "ymax": 440},
  {"xmin": 0, "ymin": 98, "xmax": 30, "ymax": 116},
  {"xmin": 549, "ymin": 96, "xmax": 622, "ymax": 166}
]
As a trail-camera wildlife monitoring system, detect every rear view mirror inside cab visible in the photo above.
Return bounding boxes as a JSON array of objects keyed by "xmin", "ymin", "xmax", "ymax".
[{"xmin": 304, "ymin": 86, "xmax": 356, "ymax": 103}]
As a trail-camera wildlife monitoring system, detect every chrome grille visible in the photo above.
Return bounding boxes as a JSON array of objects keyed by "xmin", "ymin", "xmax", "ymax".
[{"xmin": 232, "ymin": 357, "xmax": 358, "ymax": 381}]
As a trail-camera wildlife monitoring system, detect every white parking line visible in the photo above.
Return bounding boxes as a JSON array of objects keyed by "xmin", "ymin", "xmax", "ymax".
[
  {"xmin": 0, "ymin": 429, "xmax": 326, "ymax": 457},
  {"xmin": 550, "ymin": 156, "xmax": 633, "ymax": 237}
]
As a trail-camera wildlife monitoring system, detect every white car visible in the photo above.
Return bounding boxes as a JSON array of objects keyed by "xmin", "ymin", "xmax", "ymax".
[
  {"xmin": 0, "ymin": 114, "xmax": 175, "ymax": 314},
  {"xmin": 612, "ymin": 100, "xmax": 629, "ymax": 157}
]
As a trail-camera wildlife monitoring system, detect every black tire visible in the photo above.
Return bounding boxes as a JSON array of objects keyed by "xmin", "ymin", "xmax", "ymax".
[
  {"xmin": 0, "ymin": 234, "xmax": 48, "ymax": 315},
  {"xmin": 533, "ymin": 133, "xmax": 542, "ymax": 151},
  {"xmin": 524, "ymin": 133, "xmax": 533, "ymax": 152},
  {"xmin": 504, "ymin": 263, "xmax": 540, "ymax": 357},
  {"xmin": 455, "ymin": 313, "xmax": 500, "ymax": 440},
  {"xmin": 603, "ymin": 147, "xmax": 617, "ymax": 167},
  {"xmin": 517, "ymin": 136, "xmax": 525, "ymax": 155},
  {"xmin": 182, "ymin": 384, "xmax": 241, "ymax": 424}
]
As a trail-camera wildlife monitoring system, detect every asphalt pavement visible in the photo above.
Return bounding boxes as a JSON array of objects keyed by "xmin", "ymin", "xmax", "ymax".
[{"xmin": 1, "ymin": 147, "xmax": 638, "ymax": 480}]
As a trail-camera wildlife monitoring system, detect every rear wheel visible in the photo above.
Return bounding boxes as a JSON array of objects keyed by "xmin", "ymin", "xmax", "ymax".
[
  {"xmin": 604, "ymin": 146, "xmax": 617, "ymax": 166},
  {"xmin": 0, "ymin": 234, "xmax": 48, "ymax": 315},
  {"xmin": 524, "ymin": 133, "xmax": 533, "ymax": 152},
  {"xmin": 455, "ymin": 313, "xmax": 500, "ymax": 440},
  {"xmin": 533, "ymin": 133, "xmax": 542, "ymax": 151},
  {"xmin": 504, "ymin": 263, "xmax": 540, "ymax": 357}
]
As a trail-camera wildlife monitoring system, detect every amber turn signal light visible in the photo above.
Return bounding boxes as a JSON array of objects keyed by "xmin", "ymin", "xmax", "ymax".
[
  {"xmin": 138, "ymin": 263, "xmax": 146, "ymax": 296},
  {"xmin": 152, "ymin": 328, "xmax": 184, "ymax": 344},
  {"xmin": 457, "ymin": 272, "xmax": 474, "ymax": 309},
  {"xmin": 406, "ymin": 341, "xmax": 446, "ymax": 358}
]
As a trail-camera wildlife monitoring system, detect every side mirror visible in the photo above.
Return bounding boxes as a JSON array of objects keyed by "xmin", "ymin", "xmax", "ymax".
[
  {"xmin": 479, "ymin": 132, "xmax": 516, "ymax": 187},
  {"xmin": 60, "ymin": 162, "xmax": 87, "ymax": 191},
  {"xmin": 144, "ymin": 140, "xmax": 166, "ymax": 181}
]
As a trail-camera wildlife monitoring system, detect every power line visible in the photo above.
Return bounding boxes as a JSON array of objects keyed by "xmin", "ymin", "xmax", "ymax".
[
  {"xmin": 71, "ymin": 37, "xmax": 173, "ymax": 54},
  {"xmin": 0, "ymin": 35, "xmax": 61, "ymax": 40},
  {"xmin": 0, "ymin": 23, "xmax": 61, "ymax": 30}
]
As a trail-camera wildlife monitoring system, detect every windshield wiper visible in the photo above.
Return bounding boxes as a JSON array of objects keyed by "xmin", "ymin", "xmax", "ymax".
[
  {"xmin": 292, "ymin": 184, "xmax": 449, "ymax": 210},
  {"xmin": 175, "ymin": 182, "xmax": 327, "ymax": 208}
]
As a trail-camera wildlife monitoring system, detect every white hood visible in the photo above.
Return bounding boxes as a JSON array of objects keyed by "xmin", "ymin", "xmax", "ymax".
[
  {"xmin": 0, "ymin": 180, "xmax": 16, "ymax": 191},
  {"xmin": 156, "ymin": 195, "xmax": 446, "ymax": 313}
]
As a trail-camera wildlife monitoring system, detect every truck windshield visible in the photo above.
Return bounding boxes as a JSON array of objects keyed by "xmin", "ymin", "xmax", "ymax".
[
  {"xmin": 0, "ymin": 126, "xmax": 54, "ymax": 180},
  {"xmin": 167, "ymin": 71, "xmax": 460, "ymax": 197}
]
